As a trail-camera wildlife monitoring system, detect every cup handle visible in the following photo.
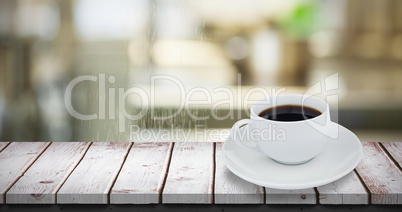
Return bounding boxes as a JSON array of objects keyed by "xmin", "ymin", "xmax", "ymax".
[{"xmin": 230, "ymin": 119, "xmax": 261, "ymax": 153}]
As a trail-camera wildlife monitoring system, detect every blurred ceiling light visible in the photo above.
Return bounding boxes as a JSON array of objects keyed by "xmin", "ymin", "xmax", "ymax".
[
  {"xmin": 225, "ymin": 36, "xmax": 249, "ymax": 60},
  {"xmin": 73, "ymin": 0, "xmax": 149, "ymax": 40},
  {"xmin": 14, "ymin": 0, "xmax": 60, "ymax": 40},
  {"xmin": 153, "ymin": 40, "xmax": 230, "ymax": 67}
]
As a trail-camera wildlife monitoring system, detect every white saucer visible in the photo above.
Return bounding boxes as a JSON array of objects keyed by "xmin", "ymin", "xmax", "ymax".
[{"xmin": 222, "ymin": 122, "xmax": 363, "ymax": 190}]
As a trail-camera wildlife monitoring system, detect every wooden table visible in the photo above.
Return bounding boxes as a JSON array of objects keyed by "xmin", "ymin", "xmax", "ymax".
[{"xmin": 0, "ymin": 142, "xmax": 401, "ymax": 206}]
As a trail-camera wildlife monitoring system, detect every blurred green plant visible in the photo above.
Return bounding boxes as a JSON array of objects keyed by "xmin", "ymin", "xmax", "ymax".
[{"xmin": 276, "ymin": 0, "xmax": 318, "ymax": 40}]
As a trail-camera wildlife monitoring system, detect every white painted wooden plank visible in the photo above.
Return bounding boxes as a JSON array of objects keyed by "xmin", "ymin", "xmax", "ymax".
[
  {"xmin": 110, "ymin": 142, "xmax": 173, "ymax": 204},
  {"xmin": 0, "ymin": 142, "xmax": 50, "ymax": 204},
  {"xmin": 355, "ymin": 142, "xmax": 402, "ymax": 204},
  {"xmin": 265, "ymin": 188, "xmax": 316, "ymax": 204},
  {"xmin": 57, "ymin": 142, "xmax": 131, "ymax": 204},
  {"xmin": 162, "ymin": 142, "xmax": 214, "ymax": 204},
  {"xmin": 214, "ymin": 143, "xmax": 264, "ymax": 204},
  {"xmin": 317, "ymin": 171, "xmax": 368, "ymax": 204},
  {"xmin": 381, "ymin": 142, "xmax": 402, "ymax": 168},
  {"xmin": 6, "ymin": 142, "xmax": 91, "ymax": 204},
  {"xmin": 0, "ymin": 142, "xmax": 10, "ymax": 152}
]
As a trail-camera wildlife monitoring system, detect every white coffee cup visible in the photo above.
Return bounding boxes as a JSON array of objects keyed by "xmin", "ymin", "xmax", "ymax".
[{"xmin": 230, "ymin": 94, "xmax": 332, "ymax": 165}]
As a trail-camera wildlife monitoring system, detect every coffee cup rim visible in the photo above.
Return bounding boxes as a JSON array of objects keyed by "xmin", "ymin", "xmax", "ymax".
[{"xmin": 250, "ymin": 94, "xmax": 329, "ymax": 123}]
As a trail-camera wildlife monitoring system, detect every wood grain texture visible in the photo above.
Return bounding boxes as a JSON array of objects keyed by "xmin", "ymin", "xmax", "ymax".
[
  {"xmin": 162, "ymin": 142, "xmax": 214, "ymax": 204},
  {"xmin": 0, "ymin": 142, "xmax": 10, "ymax": 152},
  {"xmin": 110, "ymin": 143, "xmax": 173, "ymax": 204},
  {"xmin": 6, "ymin": 142, "xmax": 91, "ymax": 204},
  {"xmin": 1, "ymin": 141, "xmax": 401, "ymax": 205},
  {"xmin": 57, "ymin": 142, "xmax": 132, "ymax": 204},
  {"xmin": 355, "ymin": 142, "xmax": 402, "ymax": 204},
  {"xmin": 265, "ymin": 188, "xmax": 316, "ymax": 204},
  {"xmin": 0, "ymin": 142, "xmax": 50, "ymax": 204},
  {"xmin": 214, "ymin": 143, "xmax": 264, "ymax": 204},
  {"xmin": 317, "ymin": 171, "xmax": 368, "ymax": 204},
  {"xmin": 381, "ymin": 142, "xmax": 402, "ymax": 168}
]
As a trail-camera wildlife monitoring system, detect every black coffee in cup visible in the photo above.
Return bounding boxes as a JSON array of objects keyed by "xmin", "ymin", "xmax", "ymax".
[{"xmin": 258, "ymin": 105, "xmax": 322, "ymax": 122}]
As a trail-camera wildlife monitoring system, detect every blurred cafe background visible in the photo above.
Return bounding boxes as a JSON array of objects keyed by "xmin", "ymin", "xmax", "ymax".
[{"xmin": 0, "ymin": 0, "xmax": 402, "ymax": 142}]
